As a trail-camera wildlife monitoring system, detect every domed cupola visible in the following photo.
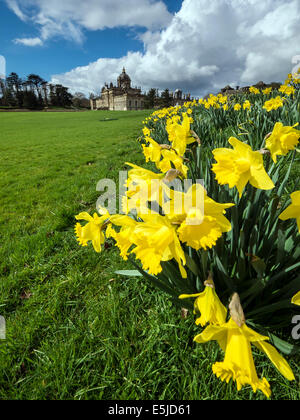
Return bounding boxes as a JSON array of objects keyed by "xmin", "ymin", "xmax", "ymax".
[{"xmin": 117, "ymin": 67, "xmax": 131, "ymax": 90}]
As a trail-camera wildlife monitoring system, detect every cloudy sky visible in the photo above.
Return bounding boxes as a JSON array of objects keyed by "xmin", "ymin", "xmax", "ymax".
[{"xmin": 1, "ymin": 0, "xmax": 299, "ymax": 97}]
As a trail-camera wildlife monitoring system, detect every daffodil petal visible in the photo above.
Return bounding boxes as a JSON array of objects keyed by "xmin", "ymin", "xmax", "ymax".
[
  {"xmin": 254, "ymin": 341, "xmax": 295, "ymax": 381},
  {"xmin": 292, "ymin": 291, "xmax": 300, "ymax": 306}
]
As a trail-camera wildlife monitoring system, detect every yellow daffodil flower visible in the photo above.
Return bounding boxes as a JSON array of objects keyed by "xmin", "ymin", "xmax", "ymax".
[
  {"xmin": 75, "ymin": 210, "xmax": 109, "ymax": 252},
  {"xmin": 106, "ymin": 215, "xmax": 137, "ymax": 260},
  {"xmin": 194, "ymin": 318, "xmax": 295, "ymax": 398},
  {"xmin": 163, "ymin": 183, "xmax": 234, "ymax": 250},
  {"xmin": 279, "ymin": 85, "xmax": 295, "ymax": 96},
  {"xmin": 142, "ymin": 137, "xmax": 163, "ymax": 164},
  {"xmin": 279, "ymin": 190, "xmax": 300, "ymax": 232},
  {"xmin": 108, "ymin": 213, "xmax": 187, "ymax": 277},
  {"xmin": 126, "ymin": 163, "xmax": 164, "ymax": 184},
  {"xmin": 291, "ymin": 291, "xmax": 300, "ymax": 305},
  {"xmin": 166, "ymin": 113, "xmax": 195, "ymax": 156},
  {"xmin": 265, "ymin": 122, "xmax": 300, "ymax": 163},
  {"xmin": 123, "ymin": 163, "xmax": 167, "ymax": 214},
  {"xmin": 218, "ymin": 95, "xmax": 228, "ymax": 104},
  {"xmin": 243, "ymin": 100, "xmax": 251, "ymax": 110},
  {"xmin": 262, "ymin": 87, "xmax": 272, "ymax": 95},
  {"xmin": 249, "ymin": 86, "xmax": 260, "ymax": 94},
  {"xmin": 212, "ymin": 137, "xmax": 274, "ymax": 197},
  {"xmin": 177, "ymin": 212, "xmax": 231, "ymax": 250},
  {"xmin": 142, "ymin": 127, "xmax": 151, "ymax": 137},
  {"xmin": 157, "ymin": 149, "xmax": 188, "ymax": 178},
  {"xmin": 179, "ymin": 280, "xmax": 227, "ymax": 326},
  {"xmin": 234, "ymin": 103, "xmax": 241, "ymax": 111},
  {"xmin": 263, "ymin": 96, "xmax": 284, "ymax": 112},
  {"xmin": 134, "ymin": 213, "xmax": 187, "ymax": 277}
]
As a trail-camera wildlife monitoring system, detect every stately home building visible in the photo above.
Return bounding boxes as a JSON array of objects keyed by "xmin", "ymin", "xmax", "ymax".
[
  {"xmin": 90, "ymin": 68, "xmax": 145, "ymax": 111},
  {"xmin": 90, "ymin": 68, "xmax": 194, "ymax": 111}
]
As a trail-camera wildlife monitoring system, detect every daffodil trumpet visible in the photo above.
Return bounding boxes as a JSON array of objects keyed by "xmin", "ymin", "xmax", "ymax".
[{"xmin": 179, "ymin": 274, "xmax": 227, "ymax": 326}]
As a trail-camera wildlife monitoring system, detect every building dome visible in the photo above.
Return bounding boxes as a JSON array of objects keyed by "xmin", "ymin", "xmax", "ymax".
[
  {"xmin": 118, "ymin": 68, "xmax": 131, "ymax": 89},
  {"xmin": 174, "ymin": 89, "xmax": 182, "ymax": 99}
]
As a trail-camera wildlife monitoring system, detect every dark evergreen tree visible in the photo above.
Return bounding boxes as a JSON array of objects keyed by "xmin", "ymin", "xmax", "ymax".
[
  {"xmin": 55, "ymin": 84, "xmax": 73, "ymax": 107},
  {"xmin": 6, "ymin": 72, "xmax": 23, "ymax": 107},
  {"xmin": 161, "ymin": 88, "xmax": 172, "ymax": 108},
  {"xmin": 27, "ymin": 74, "xmax": 46, "ymax": 106},
  {"xmin": 0, "ymin": 71, "xmax": 73, "ymax": 109},
  {"xmin": 0, "ymin": 78, "xmax": 16, "ymax": 107},
  {"xmin": 22, "ymin": 90, "xmax": 39, "ymax": 109},
  {"xmin": 145, "ymin": 88, "xmax": 157, "ymax": 109}
]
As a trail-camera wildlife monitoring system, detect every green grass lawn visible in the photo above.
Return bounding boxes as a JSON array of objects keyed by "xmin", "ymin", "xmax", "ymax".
[{"xmin": 0, "ymin": 110, "xmax": 299, "ymax": 400}]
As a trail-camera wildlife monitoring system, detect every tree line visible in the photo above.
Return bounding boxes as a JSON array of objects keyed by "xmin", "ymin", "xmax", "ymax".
[
  {"xmin": 0, "ymin": 72, "xmax": 90, "ymax": 109},
  {"xmin": 143, "ymin": 88, "xmax": 186, "ymax": 109},
  {"xmin": 0, "ymin": 72, "xmax": 185, "ymax": 110}
]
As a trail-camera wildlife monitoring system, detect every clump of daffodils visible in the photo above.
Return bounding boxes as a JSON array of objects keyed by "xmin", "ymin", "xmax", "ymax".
[
  {"xmin": 263, "ymin": 96, "xmax": 284, "ymax": 112},
  {"xmin": 74, "ymin": 70, "xmax": 300, "ymax": 398}
]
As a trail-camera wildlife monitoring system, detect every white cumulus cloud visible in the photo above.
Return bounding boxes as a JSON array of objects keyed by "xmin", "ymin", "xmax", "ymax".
[
  {"xmin": 6, "ymin": 0, "xmax": 300, "ymax": 96},
  {"xmin": 6, "ymin": 0, "xmax": 172, "ymax": 45},
  {"xmin": 51, "ymin": 0, "xmax": 300, "ymax": 97}
]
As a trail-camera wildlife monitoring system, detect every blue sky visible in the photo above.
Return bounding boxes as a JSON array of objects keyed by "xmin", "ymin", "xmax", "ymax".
[
  {"xmin": 1, "ymin": 0, "xmax": 299, "ymax": 97},
  {"xmin": 0, "ymin": 0, "xmax": 183, "ymax": 81}
]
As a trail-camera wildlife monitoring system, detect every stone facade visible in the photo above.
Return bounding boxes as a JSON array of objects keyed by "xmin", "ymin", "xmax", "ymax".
[{"xmin": 90, "ymin": 68, "xmax": 145, "ymax": 111}]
